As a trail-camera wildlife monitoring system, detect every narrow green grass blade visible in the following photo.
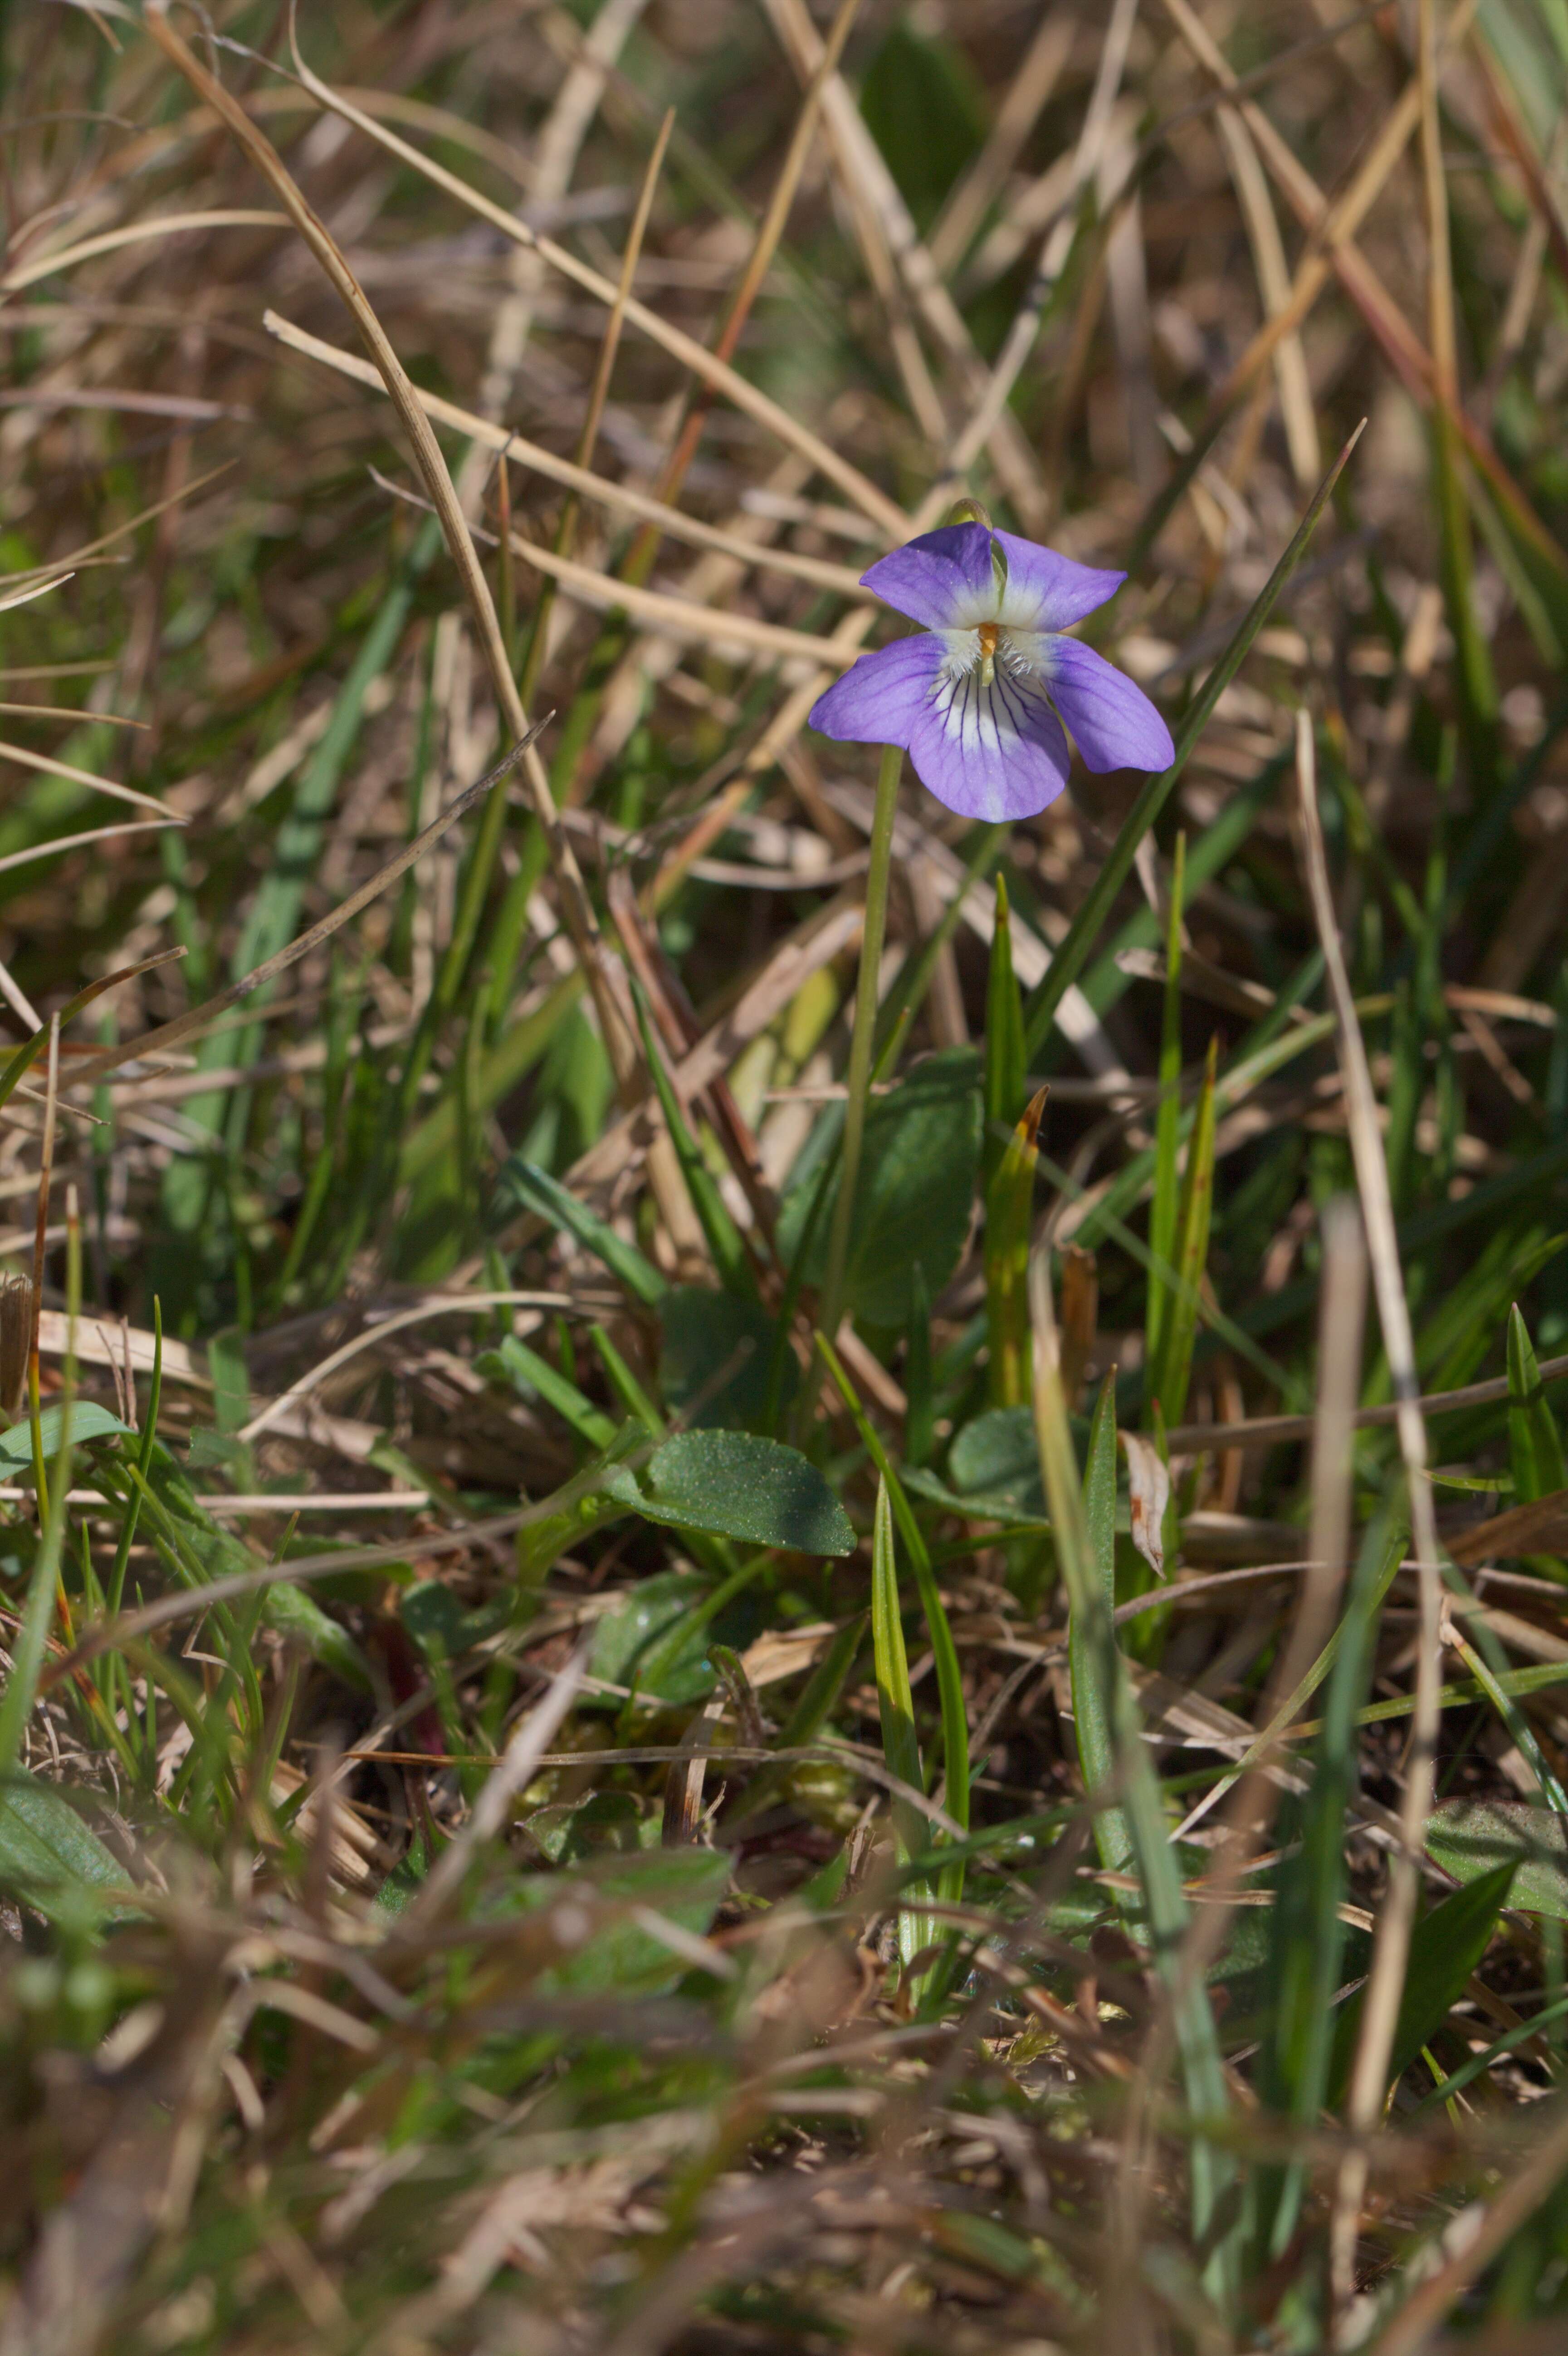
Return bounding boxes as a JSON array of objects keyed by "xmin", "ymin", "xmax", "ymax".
[
  {"xmin": 1145, "ymin": 834, "xmax": 1186, "ymax": 1393},
  {"xmin": 1021, "ymin": 425, "xmax": 1364, "ymax": 1060},
  {"xmin": 982, "ymin": 874, "xmax": 1026, "ymax": 1199},
  {"xmin": 479, "ymin": 1333, "xmax": 617, "ymax": 1451},
  {"xmin": 632, "ymin": 984, "xmax": 757, "ymax": 1299},
  {"xmin": 870, "ymin": 1478, "xmax": 933, "ymax": 1971},
  {"xmin": 1079, "ymin": 1370, "xmax": 1130, "ymax": 1874},
  {"xmin": 1430, "ymin": 403, "xmax": 1500, "ymax": 802},
  {"xmin": 399, "ymin": 970, "xmax": 583, "ymax": 1188},
  {"xmin": 1328, "ymin": 1862, "xmax": 1517, "ymax": 2112},
  {"xmin": 0, "ymin": 1465, "xmax": 69, "ymax": 1777},
  {"xmin": 874, "ymin": 824, "xmax": 1008, "ymax": 1064},
  {"xmin": 496, "ymin": 1157, "xmax": 668, "ymax": 1308},
  {"xmin": 590, "ymin": 1326, "xmax": 664, "ymax": 1436},
  {"xmin": 1027, "ymin": 1255, "xmax": 1231, "ymax": 2258},
  {"xmin": 1509, "ymin": 1302, "xmax": 1566, "ymax": 1504},
  {"xmin": 1258, "ymin": 1511, "xmax": 1406, "ymax": 2259},
  {"xmin": 1149, "ymin": 1036, "xmax": 1218, "ymax": 1431},
  {"xmin": 1447, "ymin": 1624, "xmax": 1568, "ymax": 1815},
  {"xmin": 816, "ymin": 1334, "xmax": 968, "ymax": 1897},
  {"xmin": 985, "ymin": 1086, "xmax": 1045, "ymax": 1410}
]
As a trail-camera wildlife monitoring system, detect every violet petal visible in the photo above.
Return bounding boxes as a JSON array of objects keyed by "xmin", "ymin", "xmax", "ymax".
[
  {"xmin": 1039, "ymin": 635, "xmax": 1174, "ymax": 774},
  {"xmin": 993, "ymin": 531, "xmax": 1127, "ymax": 632},
  {"xmin": 859, "ymin": 523, "xmax": 996, "ymax": 629},
  {"xmin": 906, "ymin": 663, "xmax": 1072, "ymax": 821},
  {"xmin": 808, "ymin": 631, "xmax": 944, "ymax": 747}
]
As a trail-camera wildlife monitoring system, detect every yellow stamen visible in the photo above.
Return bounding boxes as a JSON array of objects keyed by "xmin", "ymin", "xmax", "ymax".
[{"xmin": 977, "ymin": 620, "xmax": 1001, "ymax": 686}]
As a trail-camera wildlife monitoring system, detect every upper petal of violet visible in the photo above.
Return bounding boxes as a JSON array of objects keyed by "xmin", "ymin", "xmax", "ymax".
[
  {"xmin": 807, "ymin": 631, "xmax": 945, "ymax": 749},
  {"xmin": 992, "ymin": 530, "xmax": 1127, "ymax": 633},
  {"xmin": 1035, "ymin": 634, "xmax": 1175, "ymax": 774},
  {"xmin": 858, "ymin": 522, "xmax": 997, "ymax": 630}
]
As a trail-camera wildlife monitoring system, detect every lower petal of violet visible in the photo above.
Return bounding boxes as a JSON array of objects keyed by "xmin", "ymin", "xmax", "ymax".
[
  {"xmin": 808, "ymin": 631, "xmax": 944, "ymax": 748},
  {"xmin": 906, "ymin": 663, "xmax": 1072, "ymax": 823},
  {"xmin": 1036, "ymin": 634, "xmax": 1174, "ymax": 775}
]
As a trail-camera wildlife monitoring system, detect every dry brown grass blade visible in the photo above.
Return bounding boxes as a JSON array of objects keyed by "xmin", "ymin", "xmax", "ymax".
[
  {"xmin": 948, "ymin": 0, "xmax": 1140, "ymax": 483},
  {"xmin": 503, "ymin": 528, "xmax": 861, "ymax": 665},
  {"xmin": 279, "ymin": 31, "xmax": 913, "ymax": 544},
  {"xmin": 264, "ymin": 313, "xmax": 867, "ymax": 599},
  {"xmin": 1163, "ymin": 1350, "xmax": 1568, "ymax": 1456},
  {"xmin": 142, "ymin": 3, "xmax": 634, "ymax": 1077},
  {"xmin": 1446, "ymin": 1486, "xmax": 1568, "ymax": 1566},
  {"xmin": 0, "ymin": 704, "xmax": 144, "ymax": 727},
  {"xmin": 762, "ymin": 0, "xmax": 946, "ymax": 449},
  {"xmin": 764, "ymin": 0, "xmax": 1048, "ymax": 521},
  {"xmin": 0, "ymin": 739, "xmax": 179, "ymax": 819},
  {"xmin": 1162, "ymin": 0, "xmax": 1561, "ymax": 577},
  {"xmin": 509, "ymin": 102, "xmax": 674, "ymax": 701},
  {"xmin": 1471, "ymin": 34, "xmax": 1568, "ymax": 297},
  {"xmin": 0, "ymin": 208, "xmax": 289, "ymax": 293},
  {"xmin": 1211, "ymin": 105, "xmax": 1320, "ymax": 494},
  {"xmin": 555, "ymin": 894, "xmax": 864, "ymax": 1198},
  {"xmin": 463, "ymin": 0, "xmax": 651, "ymax": 451},
  {"xmin": 235, "ymin": 1289, "xmax": 576, "ymax": 1446},
  {"xmin": 929, "ymin": 5, "xmax": 1075, "ymax": 274},
  {"xmin": 1296, "ymin": 711, "xmax": 1446, "ymax": 2319},
  {"xmin": 65, "ymin": 728, "xmax": 545, "ymax": 1091},
  {"xmin": 0, "ymin": 818, "xmax": 181, "ymax": 880},
  {"xmin": 636, "ymin": 0, "xmax": 866, "ymax": 549}
]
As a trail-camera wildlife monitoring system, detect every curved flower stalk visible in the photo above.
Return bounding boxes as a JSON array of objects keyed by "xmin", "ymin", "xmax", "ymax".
[{"xmin": 808, "ymin": 519, "xmax": 1173, "ymax": 820}]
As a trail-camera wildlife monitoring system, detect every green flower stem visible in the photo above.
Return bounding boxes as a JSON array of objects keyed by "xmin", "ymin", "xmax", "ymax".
[{"xmin": 818, "ymin": 741, "xmax": 903, "ymax": 1349}]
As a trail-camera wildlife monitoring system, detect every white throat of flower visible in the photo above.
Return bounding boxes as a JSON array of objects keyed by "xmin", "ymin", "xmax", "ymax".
[{"xmin": 939, "ymin": 619, "xmax": 1043, "ymax": 694}]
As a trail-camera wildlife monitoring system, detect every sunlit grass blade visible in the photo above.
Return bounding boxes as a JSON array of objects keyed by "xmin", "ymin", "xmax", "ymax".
[
  {"xmin": 631, "ymin": 984, "xmax": 758, "ymax": 1299},
  {"xmin": 1021, "ymin": 423, "xmax": 1365, "ymax": 1060},
  {"xmin": 1027, "ymin": 1249, "xmax": 1231, "ymax": 2271},
  {"xmin": 1257, "ymin": 1510, "xmax": 1406, "ymax": 2262},
  {"xmin": 985, "ymin": 1085, "xmax": 1046, "ymax": 1409},
  {"xmin": 1078, "ymin": 1369, "xmax": 1130, "ymax": 1875},
  {"xmin": 870, "ymin": 1477, "xmax": 933, "ymax": 1975},
  {"xmin": 982, "ymin": 873, "xmax": 1026, "ymax": 1200},
  {"xmin": 1145, "ymin": 832, "xmax": 1186, "ymax": 1392},
  {"xmin": 1509, "ymin": 1301, "xmax": 1566, "ymax": 1505},
  {"xmin": 496, "ymin": 1157, "xmax": 668, "ymax": 1308},
  {"xmin": 0, "ymin": 948, "xmax": 186, "ymax": 1117},
  {"xmin": 1146, "ymin": 1035, "xmax": 1218, "ymax": 1431},
  {"xmin": 816, "ymin": 1333, "xmax": 968, "ymax": 1903}
]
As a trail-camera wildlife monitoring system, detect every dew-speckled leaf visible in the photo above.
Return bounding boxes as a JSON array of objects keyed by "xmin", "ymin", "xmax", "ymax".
[
  {"xmin": 608, "ymin": 1431, "xmax": 854, "ymax": 1557},
  {"xmin": 1426, "ymin": 1798, "xmax": 1568, "ymax": 1919}
]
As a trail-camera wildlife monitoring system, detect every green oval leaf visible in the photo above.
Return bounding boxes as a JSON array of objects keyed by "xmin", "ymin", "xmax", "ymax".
[
  {"xmin": 0, "ymin": 1403, "xmax": 132, "ymax": 1473},
  {"xmin": 612, "ymin": 1431, "xmax": 855, "ymax": 1557}
]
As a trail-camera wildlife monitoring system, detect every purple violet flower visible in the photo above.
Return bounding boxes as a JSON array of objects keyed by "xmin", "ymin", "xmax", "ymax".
[{"xmin": 808, "ymin": 521, "xmax": 1174, "ymax": 822}]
